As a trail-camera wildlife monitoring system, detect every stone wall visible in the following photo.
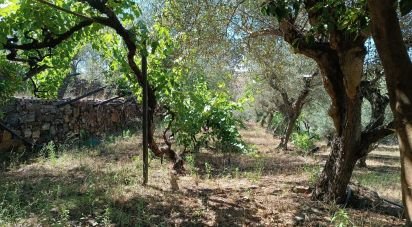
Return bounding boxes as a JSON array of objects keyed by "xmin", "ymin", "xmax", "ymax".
[{"xmin": 0, "ymin": 98, "xmax": 141, "ymax": 151}]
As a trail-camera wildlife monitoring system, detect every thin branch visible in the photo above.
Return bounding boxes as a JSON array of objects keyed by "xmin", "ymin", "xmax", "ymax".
[
  {"xmin": 4, "ymin": 20, "xmax": 94, "ymax": 50},
  {"xmin": 56, "ymin": 86, "xmax": 106, "ymax": 107},
  {"xmin": 0, "ymin": 120, "xmax": 36, "ymax": 148}
]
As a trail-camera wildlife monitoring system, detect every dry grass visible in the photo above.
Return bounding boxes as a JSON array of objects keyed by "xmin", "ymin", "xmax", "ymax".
[{"xmin": 0, "ymin": 123, "xmax": 405, "ymax": 226}]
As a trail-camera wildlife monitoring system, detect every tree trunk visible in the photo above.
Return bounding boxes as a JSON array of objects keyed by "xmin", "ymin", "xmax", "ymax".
[
  {"xmin": 313, "ymin": 93, "xmax": 362, "ymax": 202},
  {"xmin": 146, "ymin": 86, "xmax": 184, "ymax": 173},
  {"xmin": 266, "ymin": 112, "xmax": 274, "ymax": 131},
  {"xmin": 142, "ymin": 48, "xmax": 149, "ymax": 185},
  {"xmin": 368, "ymin": 0, "xmax": 412, "ymax": 222},
  {"xmin": 260, "ymin": 112, "xmax": 268, "ymax": 127},
  {"xmin": 312, "ymin": 50, "xmax": 364, "ymax": 202},
  {"xmin": 278, "ymin": 114, "xmax": 297, "ymax": 150}
]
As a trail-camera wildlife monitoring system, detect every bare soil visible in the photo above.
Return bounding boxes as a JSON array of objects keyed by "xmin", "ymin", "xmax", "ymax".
[{"xmin": 0, "ymin": 122, "xmax": 405, "ymax": 226}]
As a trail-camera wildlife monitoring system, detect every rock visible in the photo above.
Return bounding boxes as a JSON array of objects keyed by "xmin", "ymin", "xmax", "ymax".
[
  {"xmin": 32, "ymin": 130, "xmax": 41, "ymax": 139},
  {"xmin": 23, "ymin": 113, "xmax": 35, "ymax": 123},
  {"xmin": 23, "ymin": 129, "xmax": 32, "ymax": 138},
  {"xmin": 111, "ymin": 112, "xmax": 120, "ymax": 122},
  {"xmin": 292, "ymin": 186, "xmax": 311, "ymax": 194},
  {"xmin": 73, "ymin": 108, "xmax": 80, "ymax": 118},
  {"xmin": 294, "ymin": 214, "xmax": 305, "ymax": 222},
  {"xmin": 42, "ymin": 123, "xmax": 51, "ymax": 130},
  {"xmin": 249, "ymin": 185, "xmax": 259, "ymax": 189},
  {"xmin": 2, "ymin": 131, "xmax": 12, "ymax": 142},
  {"xmin": 64, "ymin": 106, "xmax": 73, "ymax": 115},
  {"xmin": 272, "ymin": 188, "xmax": 282, "ymax": 194}
]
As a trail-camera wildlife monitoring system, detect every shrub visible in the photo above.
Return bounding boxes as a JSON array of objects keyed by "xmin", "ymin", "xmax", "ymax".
[{"xmin": 291, "ymin": 132, "xmax": 317, "ymax": 152}]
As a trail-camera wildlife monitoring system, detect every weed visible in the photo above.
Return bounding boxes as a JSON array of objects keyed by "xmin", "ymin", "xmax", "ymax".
[
  {"xmin": 205, "ymin": 162, "xmax": 212, "ymax": 179},
  {"xmin": 101, "ymin": 206, "xmax": 112, "ymax": 226},
  {"xmin": 234, "ymin": 167, "xmax": 240, "ymax": 179},
  {"xmin": 331, "ymin": 208, "xmax": 351, "ymax": 227},
  {"xmin": 291, "ymin": 132, "xmax": 317, "ymax": 152},
  {"xmin": 40, "ymin": 141, "xmax": 57, "ymax": 164},
  {"xmin": 302, "ymin": 164, "xmax": 321, "ymax": 186},
  {"xmin": 185, "ymin": 154, "xmax": 197, "ymax": 175},
  {"xmin": 245, "ymin": 158, "xmax": 264, "ymax": 182},
  {"xmin": 57, "ymin": 207, "xmax": 70, "ymax": 226}
]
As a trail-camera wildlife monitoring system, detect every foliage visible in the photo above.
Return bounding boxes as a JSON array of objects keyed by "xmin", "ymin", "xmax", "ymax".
[
  {"xmin": 331, "ymin": 208, "xmax": 351, "ymax": 227},
  {"xmin": 141, "ymin": 24, "xmax": 246, "ymax": 153},
  {"xmin": 291, "ymin": 131, "xmax": 316, "ymax": 152},
  {"xmin": 0, "ymin": 58, "xmax": 24, "ymax": 117},
  {"xmin": 0, "ymin": 1, "xmax": 245, "ymax": 155},
  {"xmin": 269, "ymin": 112, "xmax": 286, "ymax": 135},
  {"xmin": 163, "ymin": 74, "xmax": 246, "ymax": 153},
  {"xmin": 262, "ymin": 0, "xmax": 369, "ymax": 39},
  {"xmin": 302, "ymin": 164, "xmax": 321, "ymax": 186}
]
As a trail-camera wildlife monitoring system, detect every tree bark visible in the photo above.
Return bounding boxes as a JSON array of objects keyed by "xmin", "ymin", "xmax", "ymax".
[
  {"xmin": 357, "ymin": 79, "xmax": 391, "ymax": 167},
  {"xmin": 311, "ymin": 50, "xmax": 364, "ymax": 202},
  {"xmin": 278, "ymin": 114, "xmax": 298, "ymax": 150},
  {"xmin": 368, "ymin": 0, "xmax": 412, "ymax": 222},
  {"xmin": 266, "ymin": 112, "xmax": 274, "ymax": 131},
  {"xmin": 274, "ymin": 1, "xmax": 393, "ymax": 202},
  {"xmin": 272, "ymin": 73, "xmax": 316, "ymax": 150}
]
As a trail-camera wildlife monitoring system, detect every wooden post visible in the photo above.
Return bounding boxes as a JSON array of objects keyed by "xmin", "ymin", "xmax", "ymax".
[{"xmin": 142, "ymin": 41, "xmax": 149, "ymax": 186}]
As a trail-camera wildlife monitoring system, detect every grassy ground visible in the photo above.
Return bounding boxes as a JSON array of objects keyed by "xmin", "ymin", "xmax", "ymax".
[{"xmin": 0, "ymin": 123, "xmax": 405, "ymax": 226}]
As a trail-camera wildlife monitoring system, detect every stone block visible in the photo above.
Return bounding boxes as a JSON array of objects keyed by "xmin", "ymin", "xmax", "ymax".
[
  {"xmin": 65, "ymin": 106, "xmax": 73, "ymax": 115},
  {"xmin": 32, "ymin": 130, "xmax": 41, "ymax": 139},
  {"xmin": 22, "ymin": 113, "xmax": 35, "ymax": 123},
  {"xmin": 1, "ymin": 131, "xmax": 12, "ymax": 142},
  {"xmin": 23, "ymin": 129, "xmax": 32, "ymax": 138},
  {"xmin": 50, "ymin": 126, "xmax": 56, "ymax": 136},
  {"xmin": 42, "ymin": 123, "xmax": 51, "ymax": 130}
]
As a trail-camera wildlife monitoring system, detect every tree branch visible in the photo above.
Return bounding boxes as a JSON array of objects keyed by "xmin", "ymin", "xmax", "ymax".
[
  {"xmin": 33, "ymin": 0, "xmax": 94, "ymax": 21},
  {"xmin": 4, "ymin": 20, "xmax": 94, "ymax": 51},
  {"xmin": 359, "ymin": 121, "xmax": 395, "ymax": 158}
]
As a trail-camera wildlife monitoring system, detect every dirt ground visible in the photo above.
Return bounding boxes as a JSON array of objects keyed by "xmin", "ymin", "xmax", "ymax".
[{"xmin": 0, "ymin": 122, "xmax": 405, "ymax": 226}]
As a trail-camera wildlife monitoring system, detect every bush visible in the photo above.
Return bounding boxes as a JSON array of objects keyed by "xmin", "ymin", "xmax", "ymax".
[{"xmin": 291, "ymin": 131, "xmax": 317, "ymax": 152}]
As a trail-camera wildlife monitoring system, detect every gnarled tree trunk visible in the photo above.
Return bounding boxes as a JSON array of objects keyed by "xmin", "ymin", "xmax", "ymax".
[
  {"xmin": 271, "ymin": 73, "xmax": 317, "ymax": 150},
  {"xmin": 368, "ymin": 0, "xmax": 412, "ymax": 222},
  {"xmin": 311, "ymin": 49, "xmax": 364, "ymax": 202},
  {"xmin": 357, "ymin": 79, "xmax": 391, "ymax": 168},
  {"xmin": 278, "ymin": 114, "xmax": 298, "ymax": 150}
]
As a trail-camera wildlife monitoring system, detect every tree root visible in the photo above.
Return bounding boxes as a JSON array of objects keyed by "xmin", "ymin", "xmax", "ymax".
[{"xmin": 345, "ymin": 183, "xmax": 403, "ymax": 218}]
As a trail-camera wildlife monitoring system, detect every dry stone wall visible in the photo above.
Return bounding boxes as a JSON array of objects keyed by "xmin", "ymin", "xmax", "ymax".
[{"xmin": 0, "ymin": 98, "xmax": 141, "ymax": 151}]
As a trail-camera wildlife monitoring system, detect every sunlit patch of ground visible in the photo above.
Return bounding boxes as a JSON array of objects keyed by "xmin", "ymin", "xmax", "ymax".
[{"xmin": 0, "ymin": 123, "xmax": 405, "ymax": 226}]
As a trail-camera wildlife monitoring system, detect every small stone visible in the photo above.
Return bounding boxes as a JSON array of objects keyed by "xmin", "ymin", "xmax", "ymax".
[
  {"xmin": 272, "ymin": 188, "xmax": 283, "ymax": 194},
  {"xmin": 294, "ymin": 214, "xmax": 305, "ymax": 222},
  {"xmin": 23, "ymin": 113, "xmax": 35, "ymax": 123},
  {"xmin": 65, "ymin": 106, "xmax": 73, "ymax": 115},
  {"xmin": 292, "ymin": 186, "xmax": 311, "ymax": 194},
  {"xmin": 111, "ymin": 112, "xmax": 120, "ymax": 122},
  {"xmin": 2, "ymin": 131, "xmax": 12, "ymax": 141},
  {"xmin": 249, "ymin": 185, "xmax": 259, "ymax": 189},
  {"xmin": 23, "ymin": 129, "xmax": 32, "ymax": 138},
  {"xmin": 50, "ymin": 126, "xmax": 56, "ymax": 136},
  {"xmin": 42, "ymin": 123, "xmax": 51, "ymax": 130},
  {"xmin": 32, "ymin": 130, "xmax": 41, "ymax": 139}
]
